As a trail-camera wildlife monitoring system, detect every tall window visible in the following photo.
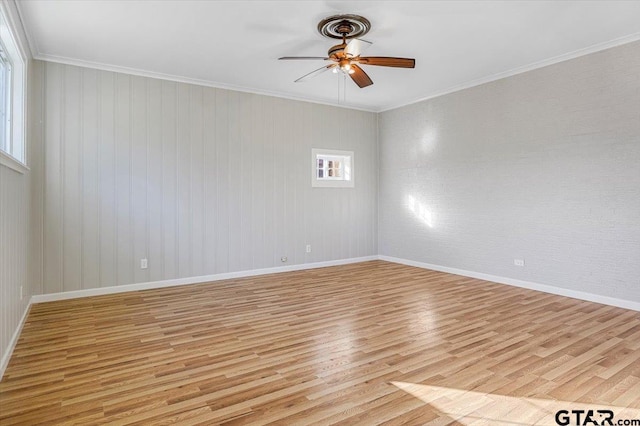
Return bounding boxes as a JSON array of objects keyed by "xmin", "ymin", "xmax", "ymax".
[{"xmin": 0, "ymin": 3, "xmax": 25, "ymax": 165}]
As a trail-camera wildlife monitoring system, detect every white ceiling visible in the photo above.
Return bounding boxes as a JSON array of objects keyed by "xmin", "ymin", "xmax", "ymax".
[{"xmin": 17, "ymin": 0, "xmax": 640, "ymax": 112}]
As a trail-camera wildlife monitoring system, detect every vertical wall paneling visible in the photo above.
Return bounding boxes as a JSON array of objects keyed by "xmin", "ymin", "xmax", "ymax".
[
  {"xmin": 190, "ymin": 85, "xmax": 204, "ymax": 277},
  {"xmin": 249, "ymin": 95, "xmax": 262, "ymax": 268},
  {"xmin": 202, "ymin": 87, "xmax": 216, "ymax": 272},
  {"xmin": 38, "ymin": 61, "xmax": 378, "ymax": 293},
  {"xmin": 1, "ymin": 167, "xmax": 5, "ymax": 363},
  {"xmin": 1, "ymin": 167, "xmax": 4, "ymax": 359},
  {"xmin": 161, "ymin": 80, "xmax": 177, "ymax": 280},
  {"xmin": 276, "ymin": 97, "xmax": 289, "ymax": 264},
  {"xmin": 98, "ymin": 71, "xmax": 116, "ymax": 288},
  {"xmin": 176, "ymin": 83, "xmax": 190, "ymax": 278},
  {"xmin": 62, "ymin": 65, "xmax": 81, "ymax": 292},
  {"xmin": 0, "ymin": 166, "xmax": 30, "ymax": 370},
  {"xmin": 29, "ymin": 60, "xmax": 45, "ymax": 298},
  {"xmin": 147, "ymin": 78, "xmax": 163, "ymax": 282},
  {"xmin": 238, "ymin": 93, "xmax": 250, "ymax": 271},
  {"xmin": 43, "ymin": 62, "xmax": 63, "ymax": 294},
  {"xmin": 282, "ymin": 99, "xmax": 296, "ymax": 263},
  {"xmin": 226, "ymin": 91, "xmax": 241, "ymax": 272},
  {"xmin": 214, "ymin": 89, "xmax": 229, "ymax": 273},
  {"xmin": 1, "ymin": 59, "xmax": 43, "ymax": 373},
  {"xmin": 115, "ymin": 74, "xmax": 132, "ymax": 286},
  {"xmin": 81, "ymin": 68, "xmax": 99, "ymax": 289},
  {"xmin": 262, "ymin": 97, "xmax": 275, "ymax": 267},
  {"xmin": 131, "ymin": 76, "xmax": 148, "ymax": 284}
]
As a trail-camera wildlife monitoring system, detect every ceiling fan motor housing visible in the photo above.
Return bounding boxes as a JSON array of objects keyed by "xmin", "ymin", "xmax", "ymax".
[
  {"xmin": 328, "ymin": 42, "xmax": 347, "ymax": 58},
  {"xmin": 336, "ymin": 21, "xmax": 354, "ymax": 35}
]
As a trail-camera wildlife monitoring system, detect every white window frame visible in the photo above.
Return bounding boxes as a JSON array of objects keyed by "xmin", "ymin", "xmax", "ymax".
[
  {"xmin": 0, "ymin": 0, "xmax": 27, "ymax": 172},
  {"xmin": 311, "ymin": 148, "xmax": 354, "ymax": 188}
]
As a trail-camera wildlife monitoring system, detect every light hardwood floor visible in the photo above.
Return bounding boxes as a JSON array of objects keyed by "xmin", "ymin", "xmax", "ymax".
[{"xmin": 1, "ymin": 260, "xmax": 640, "ymax": 425}]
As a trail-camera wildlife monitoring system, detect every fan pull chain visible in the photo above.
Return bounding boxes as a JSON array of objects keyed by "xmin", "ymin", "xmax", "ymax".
[
  {"xmin": 337, "ymin": 73, "xmax": 347, "ymax": 104},
  {"xmin": 336, "ymin": 72, "xmax": 347, "ymax": 104},
  {"xmin": 343, "ymin": 73, "xmax": 347, "ymax": 103}
]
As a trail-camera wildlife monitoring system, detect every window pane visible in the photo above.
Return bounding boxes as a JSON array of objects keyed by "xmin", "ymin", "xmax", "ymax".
[
  {"xmin": 0, "ymin": 54, "xmax": 6, "ymax": 152},
  {"xmin": 0, "ymin": 6, "xmax": 24, "ymax": 163},
  {"xmin": 312, "ymin": 149, "xmax": 354, "ymax": 188}
]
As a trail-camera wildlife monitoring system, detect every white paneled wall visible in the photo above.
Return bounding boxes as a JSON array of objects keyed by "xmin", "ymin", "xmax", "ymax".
[
  {"xmin": 379, "ymin": 41, "xmax": 640, "ymax": 302},
  {"xmin": 0, "ymin": 164, "xmax": 30, "ymax": 367},
  {"xmin": 40, "ymin": 61, "xmax": 378, "ymax": 293},
  {"xmin": 1, "ymin": 60, "xmax": 43, "ymax": 373}
]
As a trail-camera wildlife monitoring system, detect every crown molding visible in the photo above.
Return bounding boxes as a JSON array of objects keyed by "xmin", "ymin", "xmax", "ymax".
[
  {"xmin": 33, "ymin": 52, "xmax": 377, "ymax": 113},
  {"xmin": 378, "ymin": 32, "xmax": 640, "ymax": 113},
  {"xmin": 14, "ymin": 0, "xmax": 640, "ymax": 115},
  {"xmin": 2, "ymin": 0, "xmax": 31, "ymax": 60}
]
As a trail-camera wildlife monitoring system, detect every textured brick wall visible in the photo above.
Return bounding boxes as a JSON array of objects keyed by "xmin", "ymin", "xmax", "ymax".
[{"xmin": 379, "ymin": 41, "xmax": 640, "ymax": 302}]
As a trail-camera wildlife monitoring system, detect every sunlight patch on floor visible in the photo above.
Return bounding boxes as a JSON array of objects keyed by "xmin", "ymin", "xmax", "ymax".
[{"xmin": 392, "ymin": 381, "xmax": 640, "ymax": 425}]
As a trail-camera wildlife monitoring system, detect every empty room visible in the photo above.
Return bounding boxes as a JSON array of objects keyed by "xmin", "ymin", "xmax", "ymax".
[{"xmin": 1, "ymin": 0, "xmax": 640, "ymax": 424}]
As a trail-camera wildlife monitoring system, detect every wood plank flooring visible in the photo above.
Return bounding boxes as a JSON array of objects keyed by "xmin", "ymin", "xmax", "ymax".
[{"xmin": 1, "ymin": 260, "xmax": 640, "ymax": 425}]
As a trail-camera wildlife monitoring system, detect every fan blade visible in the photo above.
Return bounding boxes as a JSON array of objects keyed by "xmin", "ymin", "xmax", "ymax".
[
  {"xmin": 279, "ymin": 56, "xmax": 330, "ymax": 60},
  {"xmin": 345, "ymin": 38, "xmax": 372, "ymax": 57},
  {"xmin": 356, "ymin": 57, "xmax": 415, "ymax": 68},
  {"xmin": 295, "ymin": 64, "xmax": 337, "ymax": 83},
  {"xmin": 349, "ymin": 64, "xmax": 373, "ymax": 88}
]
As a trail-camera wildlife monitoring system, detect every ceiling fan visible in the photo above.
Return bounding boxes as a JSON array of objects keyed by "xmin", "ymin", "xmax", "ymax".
[{"xmin": 279, "ymin": 14, "xmax": 415, "ymax": 88}]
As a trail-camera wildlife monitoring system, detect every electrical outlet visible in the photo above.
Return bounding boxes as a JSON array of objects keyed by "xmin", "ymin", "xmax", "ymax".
[
  {"xmin": 281, "ymin": 256, "xmax": 288, "ymax": 262},
  {"xmin": 514, "ymin": 259, "xmax": 525, "ymax": 267},
  {"xmin": 306, "ymin": 244, "xmax": 312, "ymax": 253},
  {"xmin": 141, "ymin": 258, "xmax": 148, "ymax": 269},
  {"xmin": 20, "ymin": 286, "xmax": 23, "ymax": 300}
]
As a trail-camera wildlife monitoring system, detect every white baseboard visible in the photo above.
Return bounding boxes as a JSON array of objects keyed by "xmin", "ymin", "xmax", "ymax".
[
  {"xmin": 0, "ymin": 301, "xmax": 31, "ymax": 380},
  {"xmin": 379, "ymin": 255, "xmax": 640, "ymax": 312},
  {"xmin": 28, "ymin": 254, "xmax": 640, "ymax": 310},
  {"xmin": 31, "ymin": 256, "xmax": 379, "ymax": 304},
  {"xmin": 4, "ymin": 254, "xmax": 638, "ymax": 381}
]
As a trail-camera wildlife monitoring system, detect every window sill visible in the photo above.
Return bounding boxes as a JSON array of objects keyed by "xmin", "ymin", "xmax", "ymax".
[{"xmin": 0, "ymin": 150, "xmax": 28, "ymax": 174}]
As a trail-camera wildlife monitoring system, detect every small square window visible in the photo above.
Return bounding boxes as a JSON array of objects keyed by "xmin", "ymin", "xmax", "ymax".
[{"xmin": 311, "ymin": 149, "xmax": 354, "ymax": 188}]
